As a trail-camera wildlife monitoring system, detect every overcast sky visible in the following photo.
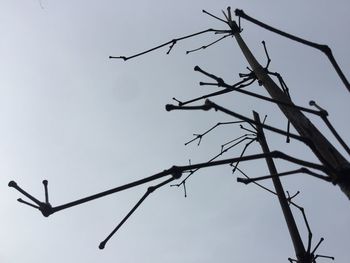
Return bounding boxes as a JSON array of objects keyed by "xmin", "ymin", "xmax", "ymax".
[{"xmin": 1, "ymin": 1, "xmax": 350, "ymax": 263}]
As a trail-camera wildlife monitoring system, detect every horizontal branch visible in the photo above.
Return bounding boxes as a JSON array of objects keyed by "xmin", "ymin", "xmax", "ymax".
[
  {"xmin": 237, "ymin": 167, "xmax": 332, "ymax": 184},
  {"xmin": 166, "ymin": 99, "xmax": 310, "ymax": 145},
  {"xmin": 9, "ymin": 152, "xmax": 327, "ymax": 217}
]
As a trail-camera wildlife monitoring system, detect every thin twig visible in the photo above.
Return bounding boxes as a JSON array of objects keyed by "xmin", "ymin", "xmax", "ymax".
[
  {"xmin": 186, "ymin": 34, "xmax": 232, "ymax": 54},
  {"xmin": 185, "ymin": 121, "xmax": 244, "ymax": 146},
  {"xmin": 231, "ymin": 138, "xmax": 256, "ymax": 174},
  {"xmin": 309, "ymin": 100, "xmax": 350, "ymax": 156},
  {"xmin": 202, "ymin": 9, "xmax": 228, "ymax": 24},
  {"xmin": 99, "ymin": 177, "xmax": 174, "ymax": 249},
  {"xmin": 166, "ymin": 100, "xmax": 311, "ymax": 145},
  {"xmin": 235, "ymin": 167, "xmax": 277, "ymax": 195},
  {"xmin": 109, "ymin": 28, "xmax": 228, "ymax": 61},
  {"xmin": 195, "ymin": 66, "xmax": 323, "ymax": 116},
  {"xmin": 237, "ymin": 167, "xmax": 332, "ymax": 184}
]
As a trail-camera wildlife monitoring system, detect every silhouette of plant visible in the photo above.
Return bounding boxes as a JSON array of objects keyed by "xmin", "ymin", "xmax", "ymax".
[{"xmin": 9, "ymin": 6, "xmax": 348, "ymax": 263}]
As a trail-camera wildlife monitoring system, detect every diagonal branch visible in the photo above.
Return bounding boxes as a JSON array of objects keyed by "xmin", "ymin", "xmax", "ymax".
[
  {"xmin": 186, "ymin": 34, "xmax": 232, "ymax": 54},
  {"xmin": 109, "ymin": 28, "xmax": 230, "ymax": 61},
  {"xmin": 309, "ymin": 100, "xmax": 350, "ymax": 156},
  {"xmin": 195, "ymin": 66, "xmax": 324, "ymax": 117},
  {"xmin": 99, "ymin": 177, "xmax": 174, "ymax": 250},
  {"xmin": 177, "ymin": 76, "xmax": 255, "ymax": 106},
  {"xmin": 174, "ymin": 134, "xmax": 255, "ymax": 187},
  {"xmin": 166, "ymin": 99, "xmax": 311, "ymax": 146},
  {"xmin": 185, "ymin": 121, "xmax": 244, "ymax": 146},
  {"xmin": 234, "ymin": 9, "xmax": 350, "ymax": 92}
]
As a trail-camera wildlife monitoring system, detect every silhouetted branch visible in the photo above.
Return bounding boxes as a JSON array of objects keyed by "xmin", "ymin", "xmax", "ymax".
[
  {"xmin": 239, "ymin": 124, "xmax": 257, "ymax": 135},
  {"xmin": 109, "ymin": 28, "xmax": 231, "ymax": 61},
  {"xmin": 192, "ymin": 77, "xmax": 256, "ymax": 104},
  {"xmin": 261, "ymin": 40, "xmax": 271, "ymax": 69},
  {"xmin": 185, "ymin": 121, "xmax": 244, "ymax": 146},
  {"xmin": 237, "ymin": 167, "xmax": 332, "ymax": 184},
  {"xmin": 313, "ymin": 255, "xmax": 335, "ymax": 261},
  {"xmin": 222, "ymin": 136, "xmax": 256, "ymax": 155},
  {"xmin": 188, "ymin": 151, "xmax": 326, "ymax": 172},
  {"xmin": 202, "ymin": 9, "xmax": 228, "ymax": 24},
  {"xmin": 43, "ymin": 180, "xmax": 49, "ymax": 203},
  {"xmin": 99, "ymin": 177, "xmax": 174, "ymax": 250},
  {"xmin": 17, "ymin": 198, "xmax": 40, "ymax": 209},
  {"xmin": 186, "ymin": 34, "xmax": 232, "ymax": 54},
  {"xmin": 263, "ymin": 51, "xmax": 292, "ymax": 143},
  {"xmin": 8, "ymin": 181, "xmax": 41, "ymax": 206},
  {"xmin": 173, "ymin": 65, "xmax": 256, "ymax": 107},
  {"xmin": 309, "ymin": 100, "xmax": 350, "ymax": 156},
  {"xmin": 221, "ymin": 134, "xmax": 254, "ymax": 151},
  {"xmin": 195, "ymin": 66, "xmax": 324, "ymax": 117},
  {"xmin": 10, "ymin": 149, "xmax": 327, "ymax": 218},
  {"xmin": 231, "ymin": 137, "xmax": 256, "ymax": 174},
  {"xmin": 234, "ymin": 9, "xmax": 350, "ymax": 92},
  {"xmin": 253, "ymin": 112, "xmax": 308, "ymax": 261},
  {"xmin": 287, "ymin": 198, "xmax": 335, "ymax": 263},
  {"xmin": 166, "ymin": 99, "xmax": 311, "ymax": 145},
  {"xmin": 235, "ymin": 167, "xmax": 277, "ymax": 195},
  {"xmin": 174, "ymin": 134, "xmax": 256, "ymax": 187},
  {"xmin": 196, "ymin": 63, "xmax": 349, "ymax": 155}
]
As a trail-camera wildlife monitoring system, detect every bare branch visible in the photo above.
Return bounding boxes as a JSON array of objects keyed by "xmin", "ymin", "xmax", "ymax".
[
  {"xmin": 195, "ymin": 66, "xmax": 323, "ymax": 116},
  {"xmin": 237, "ymin": 167, "xmax": 332, "ymax": 184},
  {"xmin": 234, "ymin": 9, "xmax": 350, "ymax": 92},
  {"xmin": 109, "ymin": 28, "xmax": 229, "ymax": 61},
  {"xmin": 186, "ymin": 34, "xmax": 232, "ymax": 54},
  {"xmin": 309, "ymin": 100, "xmax": 350, "ymax": 156},
  {"xmin": 166, "ymin": 100, "xmax": 311, "ymax": 146},
  {"xmin": 99, "ymin": 177, "xmax": 174, "ymax": 249},
  {"xmin": 185, "ymin": 121, "xmax": 244, "ymax": 146},
  {"xmin": 202, "ymin": 9, "xmax": 228, "ymax": 24},
  {"xmin": 182, "ymin": 74, "xmax": 254, "ymax": 106},
  {"xmin": 231, "ymin": 138, "xmax": 256, "ymax": 174},
  {"xmin": 235, "ymin": 167, "xmax": 277, "ymax": 195}
]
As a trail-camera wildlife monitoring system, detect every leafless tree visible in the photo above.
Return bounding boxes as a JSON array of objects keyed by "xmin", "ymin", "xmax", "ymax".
[{"xmin": 9, "ymin": 6, "xmax": 349, "ymax": 263}]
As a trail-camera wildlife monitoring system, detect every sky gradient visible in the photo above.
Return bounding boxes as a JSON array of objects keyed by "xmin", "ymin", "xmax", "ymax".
[{"xmin": 2, "ymin": 1, "xmax": 350, "ymax": 263}]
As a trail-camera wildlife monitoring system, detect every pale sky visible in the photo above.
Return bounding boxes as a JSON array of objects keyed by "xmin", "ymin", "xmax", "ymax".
[{"xmin": 1, "ymin": 1, "xmax": 350, "ymax": 263}]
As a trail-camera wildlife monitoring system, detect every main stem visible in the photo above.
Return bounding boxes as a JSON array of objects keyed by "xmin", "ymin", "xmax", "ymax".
[
  {"xmin": 231, "ymin": 21, "xmax": 350, "ymax": 199},
  {"xmin": 253, "ymin": 112, "xmax": 307, "ymax": 262}
]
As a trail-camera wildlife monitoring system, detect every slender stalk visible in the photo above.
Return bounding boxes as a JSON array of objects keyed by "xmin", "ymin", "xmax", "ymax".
[{"xmin": 253, "ymin": 112, "xmax": 307, "ymax": 262}]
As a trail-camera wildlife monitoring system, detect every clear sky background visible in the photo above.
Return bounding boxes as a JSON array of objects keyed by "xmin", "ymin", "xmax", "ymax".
[{"xmin": 1, "ymin": 1, "xmax": 350, "ymax": 263}]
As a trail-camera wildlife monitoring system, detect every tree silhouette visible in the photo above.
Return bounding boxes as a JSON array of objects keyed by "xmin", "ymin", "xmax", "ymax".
[{"xmin": 9, "ymin": 6, "xmax": 348, "ymax": 263}]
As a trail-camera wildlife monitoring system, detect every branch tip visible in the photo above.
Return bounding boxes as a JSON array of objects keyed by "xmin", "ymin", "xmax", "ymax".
[
  {"xmin": 8, "ymin": 180, "xmax": 17, "ymax": 187},
  {"xmin": 99, "ymin": 241, "xmax": 106, "ymax": 250},
  {"xmin": 165, "ymin": 104, "xmax": 174, "ymax": 111}
]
